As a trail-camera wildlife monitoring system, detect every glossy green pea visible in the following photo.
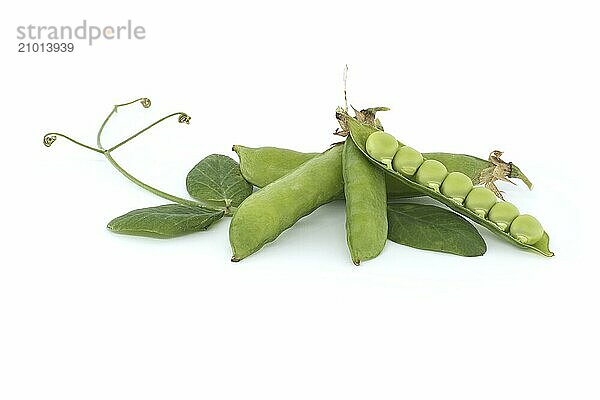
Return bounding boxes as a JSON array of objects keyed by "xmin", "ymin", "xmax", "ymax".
[
  {"xmin": 510, "ymin": 214, "xmax": 544, "ymax": 245},
  {"xmin": 488, "ymin": 202, "xmax": 520, "ymax": 231},
  {"xmin": 392, "ymin": 145, "xmax": 423, "ymax": 176},
  {"xmin": 343, "ymin": 139, "xmax": 387, "ymax": 265},
  {"xmin": 464, "ymin": 187, "xmax": 497, "ymax": 218},
  {"xmin": 365, "ymin": 131, "xmax": 398, "ymax": 169},
  {"xmin": 440, "ymin": 172, "xmax": 473, "ymax": 204},
  {"xmin": 414, "ymin": 159, "xmax": 448, "ymax": 191},
  {"xmin": 229, "ymin": 145, "xmax": 344, "ymax": 261}
]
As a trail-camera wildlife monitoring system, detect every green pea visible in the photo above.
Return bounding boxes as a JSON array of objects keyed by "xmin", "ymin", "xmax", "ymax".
[
  {"xmin": 464, "ymin": 187, "xmax": 497, "ymax": 218},
  {"xmin": 510, "ymin": 214, "xmax": 544, "ymax": 245},
  {"xmin": 365, "ymin": 131, "xmax": 399, "ymax": 169},
  {"xmin": 488, "ymin": 202, "xmax": 520, "ymax": 231},
  {"xmin": 414, "ymin": 159, "xmax": 448, "ymax": 191},
  {"xmin": 440, "ymin": 172, "xmax": 473, "ymax": 204},
  {"xmin": 392, "ymin": 145, "xmax": 423, "ymax": 175},
  {"xmin": 229, "ymin": 145, "xmax": 344, "ymax": 261},
  {"xmin": 343, "ymin": 139, "xmax": 387, "ymax": 265}
]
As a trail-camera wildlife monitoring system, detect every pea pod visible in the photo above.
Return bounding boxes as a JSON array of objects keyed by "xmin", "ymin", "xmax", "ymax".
[
  {"xmin": 233, "ymin": 145, "xmax": 531, "ymax": 199},
  {"xmin": 342, "ymin": 139, "xmax": 387, "ymax": 265},
  {"xmin": 345, "ymin": 116, "xmax": 554, "ymax": 257},
  {"xmin": 233, "ymin": 144, "xmax": 420, "ymax": 199},
  {"xmin": 229, "ymin": 145, "xmax": 344, "ymax": 261},
  {"xmin": 421, "ymin": 153, "xmax": 531, "ymax": 189},
  {"xmin": 232, "ymin": 145, "xmax": 319, "ymax": 188}
]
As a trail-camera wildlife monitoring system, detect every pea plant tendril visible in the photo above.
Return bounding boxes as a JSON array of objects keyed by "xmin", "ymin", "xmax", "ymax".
[{"xmin": 43, "ymin": 97, "xmax": 230, "ymax": 215}]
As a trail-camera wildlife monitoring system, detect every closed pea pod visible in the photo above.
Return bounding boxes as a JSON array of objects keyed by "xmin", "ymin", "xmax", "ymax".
[
  {"xmin": 232, "ymin": 145, "xmax": 319, "ymax": 188},
  {"xmin": 415, "ymin": 159, "xmax": 448, "ymax": 191},
  {"xmin": 229, "ymin": 145, "xmax": 344, "ymax": 261},
  {"xmin": 440, "ymin": 172, "xmax": 473, "ymax": 204},
  {"xmin": 510, "ymin": 214, "xmax": 544, "ymax": 245},
  {"xmin": 392, "ymin": 145, "xmax": 423, "ymax": 175},
  {"xmin": 464, "ymin": 187, "xmax": 497, "ymax": 218},
  {"xmin": 488, "ymin": 202, "xmax": 519, "ymax": 231},
  {"xmin": 343, "ymin": 138, "xmax": 387, "ymax": 265},
  {"xmin": 234, "ymin": 145, "xmax": 534, "ymax": 201},
  {"xmin": 365, "ymin": 130, "xmax": 398, "ymax": 169},
  {"xmin": 234, "ymin": 144, "xmax": 422, "ymax": 199}
]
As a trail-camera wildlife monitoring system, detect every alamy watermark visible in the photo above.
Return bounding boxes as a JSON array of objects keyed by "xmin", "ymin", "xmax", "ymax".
[{"xmin": 17, "ymin": 20, "xmax": 146, "ymax": 46}]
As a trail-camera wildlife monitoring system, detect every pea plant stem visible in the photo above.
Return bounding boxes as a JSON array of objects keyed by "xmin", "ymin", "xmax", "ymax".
[
  {"xmin": 102, "ymin": 151, "xmax": 201, "ymax": 207},
  {"xmin": 44, "ymin": 133, "xmax": 105, "ymax": 154},
  {"xmin": 95, "ymin": 99, "xmax": 218, "ymax": 209},
  {"xmin": 107, "ymin": 112, "xmax": 189, "ymax": 153},
  {"xmin": 96, "ymin": 98, "xmax": 148, "ymax": 150},
  {"xmin": 46, "ymin": 97, "xmax": 226, "ymax": 214}
]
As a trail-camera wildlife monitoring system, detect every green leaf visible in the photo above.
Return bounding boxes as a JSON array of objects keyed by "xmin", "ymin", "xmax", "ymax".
[
  {"xmin": 387, "ymin": 203, "xmax": 486, "ymax": 257},
  {"xmin": 347, "ymin": 116, "xmax": 554, "ymax": 257},
  {"xmin": 107, "ymin": 204, "xmax": 224, "ymax": 238},
  {"xmin": 186, "ymin": 154, "xmax": 253, "ymax": 208}
]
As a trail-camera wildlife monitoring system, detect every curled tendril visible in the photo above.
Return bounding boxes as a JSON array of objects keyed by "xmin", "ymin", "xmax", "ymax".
[
  {"xmin": 43, "ymin": 134, "xmax": 57, "ymax": 147},
  {"xmin": 140, "ymin": 98, "xmax": 151, "ymax": 108},
  {"xmin": 43, "ymin": 132, "xmax": 104, "ymax": 154},
  {"xmin": 178, "ymin": 113, "xmax": 191, "ymax": 124}
]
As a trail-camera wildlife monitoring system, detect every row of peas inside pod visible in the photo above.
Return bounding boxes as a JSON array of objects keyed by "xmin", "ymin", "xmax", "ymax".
[{"xmin": 365, "ymin": 131, "xmax": 545, "ymax": 246}]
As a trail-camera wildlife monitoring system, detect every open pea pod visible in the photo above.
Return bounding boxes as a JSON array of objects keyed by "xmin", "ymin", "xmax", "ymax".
[
  {"xmin": 347, "ymin": 117, "xmax": 554, "ymax": 257},
  {"xmin": 233, "ymin": 145, "xmax": 532, "ymax": 199},
  {"xmin": 425, "ymin": 152, "xmax": 532, "ymax": 188}
]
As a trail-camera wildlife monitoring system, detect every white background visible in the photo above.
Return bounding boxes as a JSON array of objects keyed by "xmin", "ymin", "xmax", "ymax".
[{"xmin": 1, "ymin": 1, "xmax": 598, "ymax": 399}]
